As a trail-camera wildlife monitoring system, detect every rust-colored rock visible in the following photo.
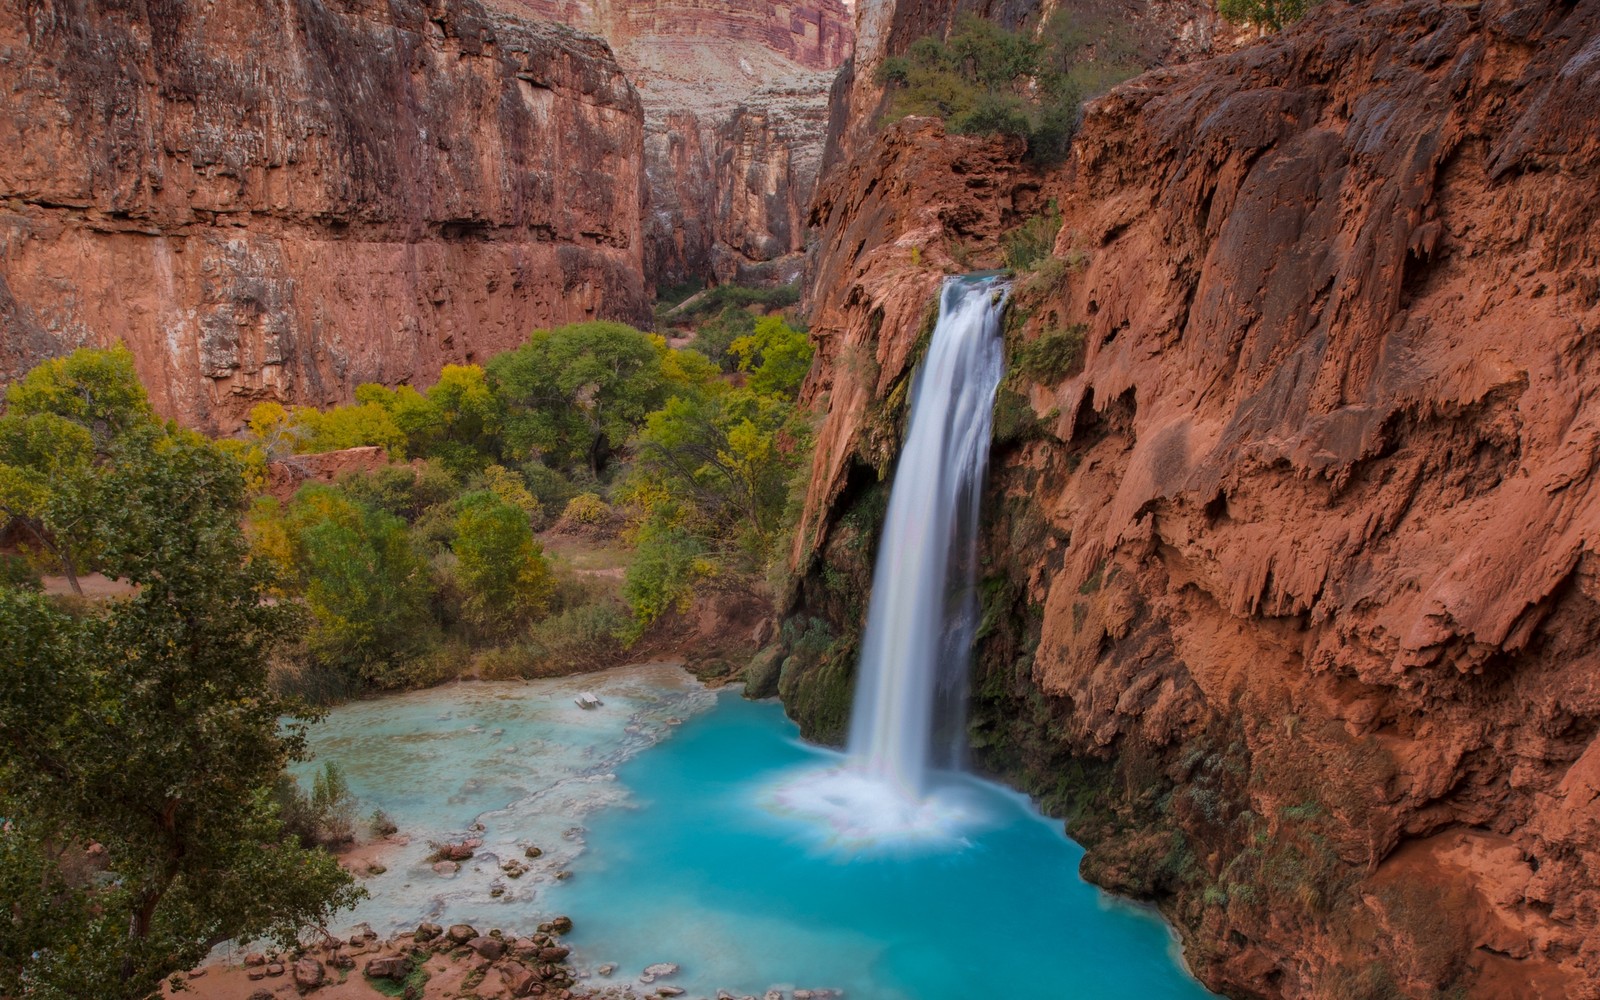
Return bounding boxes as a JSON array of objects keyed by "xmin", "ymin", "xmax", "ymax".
[
  {"xmin": 498, "ymin": 0, "xmax": 854, "ymax": 286},
  {"xmin": 790, "ymin": 0, "xmax": 1600, "ymax": 996},
  {"xmin": 0, "ymin": 0, "xmax": 647, "ymax": 431}
]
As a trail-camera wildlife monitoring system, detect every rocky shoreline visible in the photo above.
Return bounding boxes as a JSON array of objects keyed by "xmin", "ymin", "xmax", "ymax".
[{"xmin": 167, "ymin": 916, "xmax": 845, "ymax": 1000}]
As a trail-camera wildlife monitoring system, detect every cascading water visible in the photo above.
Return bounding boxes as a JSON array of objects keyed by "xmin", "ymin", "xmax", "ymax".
[
  {"xmin": 848, "ymin": 276, "xmax": 1007, "ymax": 793},
  {"xmin": 770, "ymin": 275, "xmax": 1008, "ymax": 846}
]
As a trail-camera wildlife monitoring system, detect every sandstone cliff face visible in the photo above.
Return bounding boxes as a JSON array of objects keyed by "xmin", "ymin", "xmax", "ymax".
[
  {"xmin": 499, "ymin": 0, "xmax": 853, "ymax": 287},
  {"xmin": 824, "ymin": 0, "xmax": 1223, "ymax": 175},
  {"xmin": 0, "ymin": 0, "xmax": 647, "ymax": 430},
  {"xmin": 784, "ymin": 1, "xmax": 1600, "ymax": 996}
]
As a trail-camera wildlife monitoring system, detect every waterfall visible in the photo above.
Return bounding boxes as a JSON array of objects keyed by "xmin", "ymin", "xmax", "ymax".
[
  {"xmin": 847, "ymin": 276, "xmax": 1007, "ymax": 795},
  {"xmin": 767, "ymin": 276, "xmax": 1007, "ymax": 847}
]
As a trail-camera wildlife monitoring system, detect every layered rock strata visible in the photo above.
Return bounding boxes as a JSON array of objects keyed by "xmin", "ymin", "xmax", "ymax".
[
  {"xmin": 501, "ymin": 0, "xmax": 854, "ymax": 286},
  {"xmin": 0, "ymin": 0, "xmax": 647, "ymax": 430},
  {"xmin": 782, "ymin": 0, "xmax": 1600, "ymax": 996}
]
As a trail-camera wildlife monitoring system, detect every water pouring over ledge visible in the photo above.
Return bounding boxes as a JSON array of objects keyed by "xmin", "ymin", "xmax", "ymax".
[{"xmin": 768, "ymin": 275, "xmax": 1009, "ymax": 847}]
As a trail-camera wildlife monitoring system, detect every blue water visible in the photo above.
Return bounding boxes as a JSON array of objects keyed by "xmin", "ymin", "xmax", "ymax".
[
  {"xmin": 287, "ymin": 667, "xmax": 1213, "ymax": 999},
  {"xmin": 561, "ymin": 691, "xmax": 1216, "ymax": 1000}
]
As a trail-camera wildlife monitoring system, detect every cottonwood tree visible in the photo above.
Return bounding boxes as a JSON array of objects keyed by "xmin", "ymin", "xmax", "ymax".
[{"xmin": 0, "ymin": 349, "xmax": 362, "ymax": 1000}]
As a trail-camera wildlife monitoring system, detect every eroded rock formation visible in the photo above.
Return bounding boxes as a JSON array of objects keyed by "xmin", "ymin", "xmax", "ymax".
[
  {"xmin": 783, "ymin": 0, "xmax": 1600, "ymax": 996},
  {"xmin": 0, "ymin": 0, "xmax": 647, "ymax": 430},
  {"xmin": 499, "ymin": 0, "xmax": 854, "ymax": 286}
]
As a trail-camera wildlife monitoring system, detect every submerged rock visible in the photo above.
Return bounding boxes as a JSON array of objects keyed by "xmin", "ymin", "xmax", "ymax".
[{"xmin": 640, "ymin": 962, "xmax": 680, "ymax": 983}]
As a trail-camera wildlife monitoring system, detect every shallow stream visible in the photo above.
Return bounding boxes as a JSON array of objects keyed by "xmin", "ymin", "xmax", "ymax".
[{"xmin": 288, "ymin": 664, "xmax": 1216, "ymax": 999}]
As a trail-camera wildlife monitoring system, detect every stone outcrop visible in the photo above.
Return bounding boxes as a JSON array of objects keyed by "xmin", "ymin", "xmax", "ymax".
[
  {"xmin": 498, "ymin": 0, "xmax": 854, "ymax": 287},
  {"xmin": 0, "ymin": 0, "xmax": 647, "ymax": 430},
  {"xmin": 506, "ymin": 0, "xmax": 851, "ymax": 71},
  {"xmin": 783, "ymin": 0, "xmax": 1600, "ymax": 996}
]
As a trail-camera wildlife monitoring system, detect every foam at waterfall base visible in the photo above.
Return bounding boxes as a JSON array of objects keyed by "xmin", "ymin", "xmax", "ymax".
[{"xmin": 762, "ymin": 763, "xmax": 992, "ymax": 853}]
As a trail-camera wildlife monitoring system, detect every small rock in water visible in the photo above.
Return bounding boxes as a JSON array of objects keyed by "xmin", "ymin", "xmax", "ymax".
[
  {"xmin": 555, "ymin": 869, "xmax": 573, "ymax": 880},
  {"xmin": 639, "ymin": 962, "xmax": 680, "ymax": 983},
  {"xmin": 657, "ymin": 988, "xmax": 686, "ymax": 997},
  {"xmin": 562, "ymin": 826, "xmax": 584, "ymax": 840},
  {"xmin": 432, "ymin": 860, "xmax": 459, "ymax": 876},
  {"xmin": 764, "ymin": 991, "xmax": 783, "ymax": 1000},
  {"xmin": 523, "ymin": 845, "xmax": 543, "ymax": 859},
  {"xmin": 597, "ymin": 963, "xmax": 617, "ymax": 977}
]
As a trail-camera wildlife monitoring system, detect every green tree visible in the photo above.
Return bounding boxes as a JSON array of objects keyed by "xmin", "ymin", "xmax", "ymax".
[
  {"xmin": 452, "ymin": 490, "xmax": 554, "ymax": 637},
  {"xmin": 621, "ymin": 513, "xmax": 713, "ymax": 639},
  {"xmin": 0, "ymin": 346, "xmax": 155, "ymax": 594},
  {"xmin": 0, "ymin": 392, "xmax": 362, "ymax": 999},
  {"xmin": 728, "ymin": 315, "xmax": 815, "ymax": 398},
  {"xmin": 488, "ymin": 322, "xmax": 668, "ymax": 477},
  {"xmin": 286, "ymin": 485, "xmax": 437, "ymax": 685},
  {"xmin": 633, "ymin": 388, "xmax": 810, "ymax": 556}
]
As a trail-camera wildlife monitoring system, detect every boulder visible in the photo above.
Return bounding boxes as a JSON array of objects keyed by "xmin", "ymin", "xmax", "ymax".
[
  {"xmin": 244, "ymin": 953, "xmax": 267, "ymax": 967},
  {"xmin": 500, "ymin": 960, "xmax": 531, "ymax": 993},
  {"xmin": 265, "ymin": 961, "xmax": 285, "ymax": 977},
  {"xmin": 511, "ymin": 938, "xmax": 539, "ymax": 959},
  {"xmin": 447, "ymin": 923, "xmax": 479, "ymax": 944},
  {"xmin": 249, "ymin": 991, "xmax": 274, "ymax": 1000},
  {"xmin": 293, "ymin": 957, "xmax": 325, "ymax": 991},
  {"xmin": 415, "ymin": 922, "xmax": 443, "ymax": 942},
  {"xmin": 332, "ymin": 950, "xmax": 355, "ymax": 970},
  {"xmin": 469, "ymin": 936, "xmax": 505, "ymax": 961},
  {"xmin": 550, "ymin": 916, "xmax": 573, "ymax": 934},
  {"xmin": 365, "ymin": 955, "xmax": 412, "ymax": 980}
]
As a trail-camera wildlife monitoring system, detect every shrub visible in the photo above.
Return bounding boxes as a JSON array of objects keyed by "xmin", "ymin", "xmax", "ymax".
[
  {"xmin": 1012, "ymin": 325, "xmax": 1087, "ymax": 384},
  {"xmin": 276, "ymin": 762, "xmax": 359, "ymax": 849},
  {"xmin": 521, "ymin": 462, "xmax": 579, "ymax": 512},
  {"xmin": 0, "ymin": 553, "xmax": 40, "ymax": 590},
  {"xmin": 561, "ymin": 492, "xmax": 610, "ymax": 526},
  {"xmin": 878, "ymin": 14, "xmax": 1085, "ymax": 163},
  {"xmin": 1001, "ymin": 203, "xmax": 1063, "ymax": 273},
  {"xmin": 1219, "ymin": 0, "xmax": 1317, "ymax": 31}
]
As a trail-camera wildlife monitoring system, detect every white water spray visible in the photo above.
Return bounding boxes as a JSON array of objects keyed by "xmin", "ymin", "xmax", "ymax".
[{"xmin": 768, "ymin": 276, "xmax": 1007, "ymax": 847}]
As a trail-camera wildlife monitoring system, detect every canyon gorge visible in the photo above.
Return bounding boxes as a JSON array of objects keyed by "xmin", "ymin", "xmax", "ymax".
[{"xmin": 3, "ymin": 0, "xmax": 1599, "ymax": 997}]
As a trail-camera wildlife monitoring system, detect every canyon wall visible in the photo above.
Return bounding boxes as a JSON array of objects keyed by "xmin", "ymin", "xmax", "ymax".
[
  {"xmin": 0, "ymin": 0, "xmax": 647, "ymax": 431},
  {"xmin": 498, "ymin": 0, "xmax": 853, "ymax": 287},
  {"xmin": 779, "ymin": 0, "xmax": 1600, "ymax": 997}
]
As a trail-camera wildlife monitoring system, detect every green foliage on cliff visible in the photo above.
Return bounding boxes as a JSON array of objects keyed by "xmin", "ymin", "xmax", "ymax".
[
  {"xmin": 0, "ymin": 350, "xmax": 361, "ymax": 999},
  {"xmin": 881, "ymin": 13, "xmax": 1139, "ymax": 163},
  {"xmin": 1218, "ymin": 0, "xmax": 1318, "ymax": 31}
]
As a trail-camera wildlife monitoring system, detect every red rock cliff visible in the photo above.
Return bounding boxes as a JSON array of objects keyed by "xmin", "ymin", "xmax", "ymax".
[
  {"xmin": 496, "ymin": 0, "xmax": 854, "ymax": 286},
  {"xmin": 0, "ymin": 0, "xmax": 647, "ymax": 430},
  {"xmin": 785, "ymin": 0, "xmax": 1600, "ymax": 996}
]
